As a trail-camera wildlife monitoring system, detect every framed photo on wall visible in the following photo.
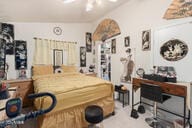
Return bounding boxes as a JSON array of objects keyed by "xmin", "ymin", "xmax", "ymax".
[
  {"xmin": 111, "ymin": 39, "xmax": 116, "ymax": 54},
  {"xmin": 0, "ymin": 38, "xmax": 6, "ymax": 71},
  {"xmin": 142, "ymin": 30, "xmax": 151, "ymax": 51},
  {"xmin": 15, "ymin": 40, "xmax": 27, "ymax": 70},
  {"xmin": 0, "ymin": 23, "xmax": 15, "ymax": 55},
  {"xmin": 80, "ymin": 47, "xmax": 86, "ymax": 67},
  {"xmin": 86, "ymin": 32, "xmax": 92, "ymax": 52},
  {"xmin": 53, "ymin": 49, "xmax": 63, "ymax": 66},
  {"xmin": 124, "ymin": 36, "xmax": 130, "ymax": 47}
]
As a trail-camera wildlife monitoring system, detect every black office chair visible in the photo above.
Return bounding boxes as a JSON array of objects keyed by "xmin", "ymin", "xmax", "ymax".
[{"xmin": 140, "ymin": 83, "xmax": 171, "ymax": 128}]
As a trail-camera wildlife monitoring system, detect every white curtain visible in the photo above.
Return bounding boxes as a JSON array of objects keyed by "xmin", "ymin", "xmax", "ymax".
[{"xmin": 33, "ymin": 38, "xmax": 77, "ymax": 65}]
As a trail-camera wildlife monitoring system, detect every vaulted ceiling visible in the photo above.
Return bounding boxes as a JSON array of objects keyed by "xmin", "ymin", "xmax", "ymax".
[{"xmin": 0, "ymin": 0, "xmax": 129, "ymax": 23}]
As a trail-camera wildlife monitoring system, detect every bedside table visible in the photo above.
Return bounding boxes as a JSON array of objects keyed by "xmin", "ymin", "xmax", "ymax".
[
  {"xmin": 85, "ymin": 72, "xmax": 97, "ymax": 77},
  {"xmin": 2, "ymin": 79, "xmax": 34, "ymax": 107}
]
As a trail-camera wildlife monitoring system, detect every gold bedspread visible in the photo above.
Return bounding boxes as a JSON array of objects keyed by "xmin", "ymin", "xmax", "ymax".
[{"xmin": 32, "ymin": 73, "xmax": 114, "ymax": 128}]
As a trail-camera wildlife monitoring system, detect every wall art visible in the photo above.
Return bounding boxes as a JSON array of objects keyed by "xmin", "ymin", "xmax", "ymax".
[
  {"xmin": 120, "ymin": 48, "xmax": 135, "ymax": 83},
  {"xmin": 92, "ymin": 18, "xmax": 121, "ymax": 42},
  {"xmin": 15, "ymin": 40, "xmax": 27, "ymax": 69},
  {"xmin": 53, "ymin": 49, "xmax": 63, "ymax": 66},
  {"xmin": 160, "ymin": 39, "xmax": 188, "ymax": 61},
  {"xmin": 142, "ymin": 30, "xmax": 151, "ymax": 51},
  {"xmin": 17, "ymin": 69, "xmax": 27, "ymax": 79},
  {"xmin": 164, "ymin": 0, "xmax": 192, "ymax": 20},
  {"xmin": 80, "ymin": 47, "xmax": 86, "ymax": 67},
  {"xmin": 86, "ymin": 32, "xmax": 92, "ymax": 52},
  {"xmin": 0, "ymin": 38, "xmax": 6, "ymax": 80},
  {"xmin": 0, "ymin": 23, "xmax": 14, "ymax": 55},
  {"xmin": 124, "ymin": 36, "xmax": 130, "ymax": 47},
  {"xmin": 111, "ymin": 38, "xmax": 116, "ymax": 54}
]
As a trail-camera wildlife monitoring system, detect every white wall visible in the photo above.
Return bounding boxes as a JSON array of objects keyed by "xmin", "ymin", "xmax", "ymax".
[
  {"xmin": 92, "ymin": 0, "xmax": 192, "ymax": 85},
  {"xmin": 6, "ymin": 22, "xmax": 92, "ymax": 79},
  {"xmin": 153, "ymin": 20, "xmax": 192, "ymax": 82}
]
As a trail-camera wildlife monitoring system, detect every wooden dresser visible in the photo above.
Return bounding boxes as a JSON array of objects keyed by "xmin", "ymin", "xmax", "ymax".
[{"xmin": 2, "ymin": 79, "xmax": 34, "ymax": 107}]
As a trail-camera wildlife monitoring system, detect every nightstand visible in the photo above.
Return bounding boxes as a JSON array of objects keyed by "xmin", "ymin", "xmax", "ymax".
[
  {"xmin": 85, "ymin": 72, "xmax": 97, "ymax": 77},
  {"xmin": 2, "ymin": 79, "xmax": 34, "ymax": 107}
]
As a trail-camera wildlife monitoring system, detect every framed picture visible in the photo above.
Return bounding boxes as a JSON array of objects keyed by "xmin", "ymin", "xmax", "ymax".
[
  {"xmin": 124, "ymin": 36, "xmax": 130, "ymax": 47},
  {"xmin": 120, "ymin": 48, "xmax": 135, "ymax": 83},
  {"xmin": 111, "ymin": 39, "xmax": 116, "ymax": 54},
  {"xmin": 0, "ymin": 23, "xmax": 14, "ymax": 55},
  {"xmin": 142, "ymin": 30, "xmax": 151, "ymax": 51},
  {"xmin": 53, "ymin": 49, "xmax": 63, "ymax": 66},
  {"xmin": 0, "ymin": 39, "xmax": 6, "ymax": 72},
  {"xmin": 80, "ymin": 47, "xmax": 86, "ymax": 67},
  {"xmin": 15, "ymin": 40, "xmax": 27, "ymax": 70},
  {"xmin": 86, "ymin": 32, "xmax": 92, "ymax": 52},
  {"xmin": 17, "ymin": 69, "xmax": 27, "ymax": 79}
]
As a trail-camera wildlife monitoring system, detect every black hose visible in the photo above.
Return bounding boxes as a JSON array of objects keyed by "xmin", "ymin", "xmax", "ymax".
[
  {"xmin": 28, "ymin": 92, "xmax": 57, "ymax": 114},
  {"xmin": 0, "ymin": 92, "xmax": 57, "ymax": 127}
]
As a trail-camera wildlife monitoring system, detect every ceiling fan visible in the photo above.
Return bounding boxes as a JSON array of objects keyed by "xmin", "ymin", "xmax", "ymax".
[{"xmin": 63, "ymin": 0, "xmax": 118, "ymax": 11}]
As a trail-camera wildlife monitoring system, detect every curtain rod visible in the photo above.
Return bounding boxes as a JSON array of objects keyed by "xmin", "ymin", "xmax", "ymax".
[{"xmin": 33, "ymin": 37, "xmax": 77, "ymax": 44}]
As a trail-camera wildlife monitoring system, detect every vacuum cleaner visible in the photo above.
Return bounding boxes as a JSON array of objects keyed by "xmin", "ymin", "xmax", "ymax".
[{"xmin": 0, "ymin": 92, "xmax": 57, "ymax": 128}]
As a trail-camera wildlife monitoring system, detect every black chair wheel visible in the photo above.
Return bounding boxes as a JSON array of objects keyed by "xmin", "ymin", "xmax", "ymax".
[
  {"xmin": 138, "ymin": 105, "xmax": 145, "ymax": 114},
  {"xmin": 130, "ymin": 109, "xmax": 139, "ymax": 119}
]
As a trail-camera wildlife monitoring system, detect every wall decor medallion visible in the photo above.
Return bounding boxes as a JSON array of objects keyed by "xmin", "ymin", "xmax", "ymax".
[
  {"xmin": 160, "ymin": 39, "xmax": 188, "ymax": 61},
  {"xmin": 53, "ymin": 27, "xmax": 62, "ymax": 35}
]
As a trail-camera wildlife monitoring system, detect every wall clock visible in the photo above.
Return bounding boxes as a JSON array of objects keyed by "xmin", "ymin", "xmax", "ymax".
[{"xmin": 53, "ymin": 27, "xmax": 62, "ymax": 35}]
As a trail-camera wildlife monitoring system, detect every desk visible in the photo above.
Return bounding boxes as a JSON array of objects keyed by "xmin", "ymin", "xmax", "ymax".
[{"xmin": 131, "ymin": 78, "xmax": 189, "ymax": 128}]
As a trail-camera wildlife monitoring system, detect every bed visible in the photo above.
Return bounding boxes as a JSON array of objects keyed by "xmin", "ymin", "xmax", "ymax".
[{"xmin": 32, "ymin": 65, "xmax": 114, "ymax": 128}]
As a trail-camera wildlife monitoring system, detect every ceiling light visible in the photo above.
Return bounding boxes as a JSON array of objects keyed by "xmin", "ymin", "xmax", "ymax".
[
  {"xmin": 96, "ymin": 0, "xmax": 102, "ymax": 5},
  {"xmin": 108, "ymin": 0, "xmax": 117, "ymax": 2},
  {"xmin": 63, "ymin": 0, "xmax": 118, "ymax": 11},
  {"xmin": 63, "ymin": 0, "xmax": 75, "ymax": 3},
  {"xmin": 86, "ymin": 2, "xmax": 93, "ymax": 12}
]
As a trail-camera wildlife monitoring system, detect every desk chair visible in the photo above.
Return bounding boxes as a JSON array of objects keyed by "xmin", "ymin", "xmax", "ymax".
[{"xmin": 140, "ymin": 83, "xmax": 171, "ymax": 128}]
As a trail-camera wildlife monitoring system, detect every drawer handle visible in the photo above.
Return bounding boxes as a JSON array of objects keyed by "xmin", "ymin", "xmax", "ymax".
[{"xmin": 166, "ymin": 88, "xmax": 170, "ymax": 92}]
